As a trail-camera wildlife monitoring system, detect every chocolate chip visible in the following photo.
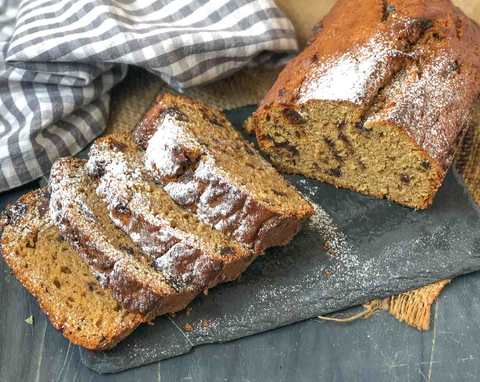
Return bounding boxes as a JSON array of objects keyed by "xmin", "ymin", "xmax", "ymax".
[
  {"xmin": 120, "ymin": 246, "xmax": 135, "ymax": 256},
  {"xmin": 60, "ymin": 266, "xmax": 72, "ymax": 274},
  {"xmin": 327, "ymin": 168, "xmax": 342, "ymax": 178},
  {"xmin": 283, "ymin": 108, "xmax": 306, "ymax": 125},
  {"xmin": 278, "ymin": 88, "xmax": 286, "ymax": 97},
  {"xmin": 400, "ymin": 174, "xmax": 411, "ymax": 184},
  {"xmin": 220, "ymin": 247, "xmax": 236, "ymax": 256},
  {"xmin": 114, "ymin": 203, "xmax": 130, "ymax": 214},
  {"xmin": 337, "ymin": 121, "xmax": 347, "ymax": 130},
  {"xmin": 207, "ymin": 115, "xmax": 225, "ymax": 127},
  {"xmin": 163, "ymin": 107, "xmax": 189, "ymax": 122},
  {"xmin": 354, "ymin": 122, "xmax": 372, "ymax": 134},
  {"xmin": 323, "ymin": 137, "xmax": 343, "ymax": 162},
  {"xmin": 272, "ymin": 189, "xmax": 288, "ymax": 197},
  {"xmin": 26, "ymin": 236, "xmax": 37, "ymax": 248},
  {"xmin": 420, "ymin": 160, "xmax": 431, "ymax": 170},
  {"xmin": 4, "ymin": 203, "xmax": 27, "ymax": 226},
  {"xmin": 416, "ymin": 17, "xmax": 433, "ymax": 31},
  {"xmin": 311, "ymin": 54, "xmax": 319, "ymax": 63},
  {"xmin": 274, "ymin": 141, "xmax": 299, "ymax": 157},
  {"xmin": 338, "ymin": 132, "xmax": 353, "ymax": 154},
  {"xmin": 108, "ymin": 140, "xmax": 127, "ymax": 152}
]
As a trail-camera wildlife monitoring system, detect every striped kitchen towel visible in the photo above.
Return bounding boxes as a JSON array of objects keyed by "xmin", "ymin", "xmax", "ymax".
[{"xmin": 0, "ymin": 0, "xmax": 297, "ymax": 192}]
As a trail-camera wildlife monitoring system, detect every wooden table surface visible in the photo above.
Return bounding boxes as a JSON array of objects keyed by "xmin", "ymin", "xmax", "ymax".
[{"xmin": 2, "ymin": 182, "xmax": 480, "ymax": 382}]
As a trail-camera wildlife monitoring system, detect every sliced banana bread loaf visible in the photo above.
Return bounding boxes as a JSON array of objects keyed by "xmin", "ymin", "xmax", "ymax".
[
  {"xmin": 49, "ymin": 158, "xmax": 211, "ymax": 318},
  {"xmin": 0, "ymin": 189, "xmax": 144, "ymax": 350},
  {"xmin": 86, "ymin": 136, "xmax": 256, "ymax": 286},
  {"xmin": 246, "ymin": 0, "xmax": 480, "ymax": 209},
  {"xmin": 134, "ymin": 93, "xmax": 313, "ymax": 253},
  {"xmin": 50, "ymin": 154, "xmax": 256, "ymax": 313}
]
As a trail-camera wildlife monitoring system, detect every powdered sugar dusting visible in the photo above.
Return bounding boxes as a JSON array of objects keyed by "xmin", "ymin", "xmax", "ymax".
[
  {"xmin": 89, "ymin": 140, "xmax": 205, "ymax": 260},
  {"xmin": 299, "ymin": 32, "xmax": 412, "ymax": 105},
  {"xmin": 49, "ymin": 159, "xmax": 129, "ymax": 273},
  {"xmin": 143, "ymin": 115, "xmax": 304, "ymax": 253},
  {"xmin": 87, "ymin": 139, "xmax": 227, "ymax": 291},
  {"xmin": 145, "ymin": 114, "xmax": 201, "ymax": 179},
  {"xmin": 367, "ymin": 52, "xmax": 473, "ymax": 165}
]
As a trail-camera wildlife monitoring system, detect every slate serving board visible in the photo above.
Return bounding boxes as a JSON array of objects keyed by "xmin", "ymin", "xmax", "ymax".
[{"xmin": 78, "ymin": 107, "xmax": 480, "ymax": 374}]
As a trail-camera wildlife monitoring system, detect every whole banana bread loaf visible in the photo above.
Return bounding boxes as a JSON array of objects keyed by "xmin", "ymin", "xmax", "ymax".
[{"xmin": 246, "ymin": 0, "xmax": 480, "ymax": 209}]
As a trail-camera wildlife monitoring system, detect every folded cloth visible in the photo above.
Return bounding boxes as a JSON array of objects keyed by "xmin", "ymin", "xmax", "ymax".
[{"xmin": 0, "ymin": 0, "xmax": 297, "ymax": 192}]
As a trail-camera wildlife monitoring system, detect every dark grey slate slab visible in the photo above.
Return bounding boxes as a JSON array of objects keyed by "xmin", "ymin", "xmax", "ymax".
[
  {"xmin": 3, "ymin": 107, "xmax": 480, "ymax": 378},
  {"xmin": 81, "ymin": 163, "xmax": 480, "ymax": 373}
]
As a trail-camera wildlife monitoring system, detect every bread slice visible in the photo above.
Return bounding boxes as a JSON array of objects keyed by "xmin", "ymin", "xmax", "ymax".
[
  {"xmin": 0, "ymin": 189, "xmax": 144, "ymax": 350},
  {"xmin": 50, "ymin": 156, "xmax": 256, "ymax": 315},
  {"xmin": 246, "ymin": 0, "xmax": 480, "ymax": 209},
  {"xmin": 134, "ymin": 93, "xmax": 313, "ymax": 253}
]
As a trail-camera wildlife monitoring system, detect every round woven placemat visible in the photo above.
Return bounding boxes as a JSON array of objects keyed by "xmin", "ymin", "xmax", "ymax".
[{"xmin": 107, "ymin": 66, "xmax": 480, "ymax": 331}]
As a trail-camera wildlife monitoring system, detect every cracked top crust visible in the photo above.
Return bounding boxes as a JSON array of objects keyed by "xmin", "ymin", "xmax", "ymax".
[{"xmin": 253, "ymin": 0, "xmax": 480, "ymax": 171}]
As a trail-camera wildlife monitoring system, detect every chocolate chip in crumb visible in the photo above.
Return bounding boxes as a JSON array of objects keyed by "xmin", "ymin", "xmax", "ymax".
[
  {"xmin": 354, "ymin": 122, "xmax": 372, "ymax": 133},
  {"xmin": 337, "ymin": 120, "xmax": 347, "ymax": 130},
  {"xmin": 164, "ymin": 107, "xmax": 189, "ymax": 122},
  {"xmin": 274, "ymin": 141, "xmax": 299, "ymax": 157},
  {"xmin": 120, "ymin": 246, "xmax": 135, "ymax": 256},
  {"xmin": 417, "ymin": 17, "xmax": 433, "ymax": 31},
  {"xmin": 207, "ymin": 115, "xmax": 225, "ymax": 127},
  {"xmin": 420, "ymin": 160, "xmax": 431, "ymax": 170},
  {"xmin": 278, "ymin": 88, "xmax": 286, "ymax": 97},
  {"xmin": 272, "ymin": 189, "xmax": 288, "ymax": 197},
  {"xmin": 323, "ymin": 137, "xmax": 343, "ymax": 162},
  {"xmin": 114, "ymin": 203, "xmax": 130, "ymax": 214},
  {"xmin": 108, "ymin": 140, "xmax": 127, "ymax": 152},
  {"xmin": 327, "ymin": 168, "xmax": 342, "ymax": 178},
  {"xmin": 220, "ymin": 247, "xmax": 235, "ymax": 256},
  {"xmin": 400, "ymin": 174, "xmax": 411, "ymax": 184},
  {"xmin": 283, "ymin": 108, "xmax": 306, "ymax": 125}
]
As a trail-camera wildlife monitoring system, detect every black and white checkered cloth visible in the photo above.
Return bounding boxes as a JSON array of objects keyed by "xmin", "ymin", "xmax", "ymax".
[{"xmin": 0, "ymin": 0, "xmax": 297, "ymax": 192}]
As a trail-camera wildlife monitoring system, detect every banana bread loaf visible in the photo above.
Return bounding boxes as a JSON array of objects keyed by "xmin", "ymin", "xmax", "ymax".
[
  {"xmin": 87, "ymin": 136, "xmax": 257, "ymax": 283},
  {"xmin": 50, "ymin": 157, "xmax": 254, "ymax": 315},
  {"xmin": 134, "ymin": 93, "xmax": 314, "ymax": 252},
  {"xmin": 246, "ymin": 0, "xmax": 480, "ymax": 209},
  {"xmin": 0, "ymin": 189, "xmax": 145, "ymax": 350},
  {"xmin": 49, "ymin": 158, "xmax": 203, "ymax": 315}
]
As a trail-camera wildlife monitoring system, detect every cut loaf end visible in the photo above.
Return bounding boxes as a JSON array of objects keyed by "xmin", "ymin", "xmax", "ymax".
[
  {"xmin": 249, "ymin": 101, "xmax": 444, "ymax": 209},
  {"xmin": 0, "ymin": 189, "xmax": 145, "ymax": 351}
]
